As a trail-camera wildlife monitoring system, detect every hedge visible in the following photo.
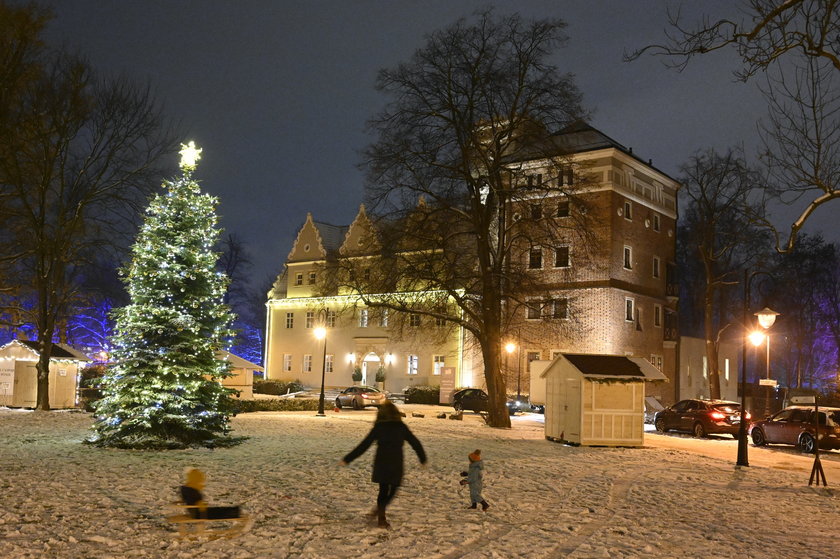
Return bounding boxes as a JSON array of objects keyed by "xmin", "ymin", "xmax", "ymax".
[
  {"xmin": 234, "ymin": 398, "xmax": 321, "ymax": 413},
  {"xmin": 404, "ymin": 385, "xmax": 441, "ymax": 405},
  {"xmin": 253, "ymin": 379, "xmax": 305, "ymax": 396}
]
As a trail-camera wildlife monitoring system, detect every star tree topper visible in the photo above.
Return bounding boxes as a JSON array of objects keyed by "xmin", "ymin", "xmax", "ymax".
[{"xmin": 179, "ymin": 141, "xmax": 202, "ymax": 170}]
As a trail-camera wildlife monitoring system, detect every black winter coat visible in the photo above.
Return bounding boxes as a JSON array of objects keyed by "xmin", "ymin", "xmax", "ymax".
[{"xmin": 343, "ymin": 420, "xmax": 426, "ymax": 485}]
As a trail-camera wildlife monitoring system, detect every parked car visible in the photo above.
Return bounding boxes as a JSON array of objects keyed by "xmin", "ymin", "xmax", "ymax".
[
  {"xmin": 335, "ymin": 386, "xmax": 386, "ymax": 410},
  {"xmin": 452, "ymin": 388, "xmax": 538, "ymax": 415},
  {"xmin": 654, "ymin": 399, "xmax": 749, "ymax": 438},
  {"xmin": 749, "ymin": 406, "xmax": 840, "ymax": 453}
]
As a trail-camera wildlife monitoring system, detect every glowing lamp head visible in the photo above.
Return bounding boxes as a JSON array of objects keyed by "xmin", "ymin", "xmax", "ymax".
[
  {"xmin": 505, "ymin": 343, "xmax": 516, "ymax": 354},
  {"xmin": 755, "ymin": 307, "xmax": 779, "ymax": 330},
  {"xmin": 313, "ymin": 326, "xmax": 326, "ymax": 340},
  {"xmin": 748, "ymin": 331, "xmax": 766, "ymax": 347}
]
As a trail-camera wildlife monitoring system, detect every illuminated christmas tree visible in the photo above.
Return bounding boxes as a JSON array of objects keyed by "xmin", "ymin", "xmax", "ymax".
[{"xmin": 89, "ymin": 143, "xmax": 241, "ymax": 449}]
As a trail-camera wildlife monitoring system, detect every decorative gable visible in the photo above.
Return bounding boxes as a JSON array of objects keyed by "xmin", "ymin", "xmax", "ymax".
[
  {"xmin": 340, "ymin": 205, "xmax": 381, "ymax": 256},
  {"xmin": 287, "ymin": 213, "xmax": 327, "ymax": 263}
]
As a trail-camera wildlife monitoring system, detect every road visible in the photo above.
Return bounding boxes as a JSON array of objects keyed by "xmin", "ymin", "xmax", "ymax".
[{"xmin": 644, "ymin": 427, "xmax": 840, "ymax": 484}]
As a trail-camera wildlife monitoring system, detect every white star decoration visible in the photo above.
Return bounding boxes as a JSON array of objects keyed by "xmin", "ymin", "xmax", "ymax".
[{"xmin": 179, "ymin": 141, "xmax": 202, "ymax": 170}]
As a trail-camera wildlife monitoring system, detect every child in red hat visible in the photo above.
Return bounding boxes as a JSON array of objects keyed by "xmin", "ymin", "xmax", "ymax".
[{"xmin": 459, "ymin": 449, "xmax": 489, "ymax": 511}]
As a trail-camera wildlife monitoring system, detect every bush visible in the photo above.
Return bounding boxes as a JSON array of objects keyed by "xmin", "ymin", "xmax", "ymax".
[
  {"xmin": 352, "ymin": 367, "xmax": 363, "ymax": 382},
  {"xmin": 375, "ymin": 367, "xmax": 386, "ymax": 383},
  {"xmin": 404, "ymin": 385, "xmax": 440, "ymax": 405},
  {"xmin": 253, "ymin": 379, "xmax": 304, "ymax": 396},
  {"xmin": 234, "ymin": 398, "xmax": 321, "ymax": 413}
]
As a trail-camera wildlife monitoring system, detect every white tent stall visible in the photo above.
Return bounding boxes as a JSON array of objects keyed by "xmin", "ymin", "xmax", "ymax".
[
  {"xmin": 0, "ymin": 339, "xmax": 91, "ymax": 409},
  {"xmin": 540, "ymin": 353, "xmax": 667, "ymax": 447}
]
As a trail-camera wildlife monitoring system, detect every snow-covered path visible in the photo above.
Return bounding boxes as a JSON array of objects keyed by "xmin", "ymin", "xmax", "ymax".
[{"xmin": 0, "ymin": 407, "xmax": 836, "ymax": 558}]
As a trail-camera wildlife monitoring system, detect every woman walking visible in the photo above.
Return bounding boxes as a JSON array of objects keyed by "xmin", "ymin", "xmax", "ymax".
[{"xmin": 339, "ymin": 401, "xmax": 427, "ymax": 528}]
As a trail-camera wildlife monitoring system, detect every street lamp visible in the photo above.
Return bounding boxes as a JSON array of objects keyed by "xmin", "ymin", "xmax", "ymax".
[
  {"xmin": 755, "ymin": 307, "xmax": 779, "ymax": 417},
  {"xmin": 505, "ymin": 342, "xmax": 516, "ymax": 398},
  {"xmin": 736, "ymin": 270, "xmax": 772, "ymax": 467},
  {"xmin": 314, "ymin": 314, "xmax": 328, "ymax": 417}
]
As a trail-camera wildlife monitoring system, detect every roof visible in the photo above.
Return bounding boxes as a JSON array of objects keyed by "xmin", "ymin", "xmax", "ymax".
[
  {"xmin": 5, "ymin": 339, "xmax": 91, "ymax": 361},
  {"xmin": 313, "ymin": 221, "xmax": 349, "ymax": 255},
  {"xmin": 218, "ymin": 350, "xmax": 264, "ymax": 371},
  {"xmin": 542, "ymin": 353, "xmax": 667, "ymax": 381},
  {"xmin": 551, "ymin": 121, "xmax": 678, "ymax": 183}
]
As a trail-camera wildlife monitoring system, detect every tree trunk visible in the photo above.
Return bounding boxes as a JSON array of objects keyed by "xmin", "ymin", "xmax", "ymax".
[
  {"xmin": 35, "ymin": 338, "xmax": 52, "ymax": 411},
  {"xmin": 481, "ymin": 333, "xmax": 510, "ymax": 429},
  {"xmin": 704, "ymin": 278, "xmax": 721, "ymax": 399}
]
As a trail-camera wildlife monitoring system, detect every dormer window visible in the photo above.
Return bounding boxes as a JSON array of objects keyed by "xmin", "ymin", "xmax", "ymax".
[{"xmin": 308, "ymin": 271, "xmax": 316, "ymax": 285}]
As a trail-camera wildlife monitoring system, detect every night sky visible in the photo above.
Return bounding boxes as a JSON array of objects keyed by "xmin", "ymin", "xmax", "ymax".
[{"xmin": 41, "ymin": 0, "xmax": 835, "ymax": 285}]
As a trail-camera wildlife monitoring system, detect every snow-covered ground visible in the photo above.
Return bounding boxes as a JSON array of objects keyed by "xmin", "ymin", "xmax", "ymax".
[{"xmin": 1, "ymin": 405, "xmax": 837, "ymax": 559}]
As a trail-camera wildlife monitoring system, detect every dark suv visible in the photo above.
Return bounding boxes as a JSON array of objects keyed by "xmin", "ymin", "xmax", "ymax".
[
  {"xmin": 654, "ymin": 399, "xmax": 749, "ymax": 438},
  {"xmin": 750, "ymin": 406, "xmax": 840, "ymax": 453},
  {"xmin": 452, "ymin": 388, "xmax": 528, "ymax": 415}
]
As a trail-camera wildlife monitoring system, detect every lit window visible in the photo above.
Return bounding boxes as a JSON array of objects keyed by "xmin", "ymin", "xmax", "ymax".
[
  {"xmin": 653, "ymin": 256, "xmax": 660, "ymax": 279},
  {"xmin": 326, "ymin": 310, "xmax": 336, "ymax": 327},
  {"xmin": 325, "ymin": 354, "xmax": 334, "ymax": 373},
  {"xmin": 409, "ymin": 314, "xmax": 421, "ymax": 327},
  {"xmin": 554, "ymin": 246, "xmax": 570, "ymax": 268},
  {"xmin": 407, "ymin": 355, "xmax": 419, "ymax": 375},
  {"xmin": 285, "ymin": 312, "xmax": 294, "ymax": 329},
  {"xmin": 359, "ymin": 309, "xmax": 368, "ymax": 327},
  {"xmin": 283, "ymin": 354, "xmax": 292, "ymax": 372},
  {"xmin": 305, "ymin": 311, "xmax": 314, "ymax": 328},
  {"xmin": 623, "ymin": 246, "xmax": 633, "ymax": 270},
  {"xmin": 528, "ymin": 247, "xmax": 542, "ymax": 269},
  {"xmin": 724, "ymin": 358, "xmax": 730, "ymax": 381},
  {"xmin": 625, "ymin": 298, "xmax": 635, "ymax": 322},
  {"xmin": 433, "ymin": 355, "xmax": 445, "ymax": 375},
  {"xmin": 295, "ymin": 273, "xmax": 303, "ymax": 286},
  {"xmin": 303, "ymin": 354, "xmax": 312, "ymax": 373}
]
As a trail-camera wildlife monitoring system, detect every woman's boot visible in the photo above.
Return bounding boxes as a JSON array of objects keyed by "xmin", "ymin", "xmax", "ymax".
[{"xmin": 377, "ymin": 508, "xmax": 390, "ymax": 529}]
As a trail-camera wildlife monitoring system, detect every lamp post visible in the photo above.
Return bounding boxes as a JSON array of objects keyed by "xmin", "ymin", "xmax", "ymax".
[
  {"xmin": 755, "ymin": 307, "xmax": 779, "ymax": 417},
  {"xmin": 314, "ymin": 311, "xmax": 328, "ymax": 417},
  {"xmin": 736, "ymin": 270, "xmax": 772, "ymax": 467},
  {"xmin": 505, "ymin": 342, "xmax": 516, "ymax": 399}
]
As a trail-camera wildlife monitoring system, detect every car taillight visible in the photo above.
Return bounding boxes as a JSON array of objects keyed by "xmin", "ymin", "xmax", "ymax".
[
  {"xmin": 710, "ymin": 411, "xmax": 726, "ymax": 420},
  {"xmin": 745, "ymin": 412, "xmax": 751, "ymax": 420},
  {"xmin": 362, "ymin": 394, "xmax": 370, "ymax": 399}
]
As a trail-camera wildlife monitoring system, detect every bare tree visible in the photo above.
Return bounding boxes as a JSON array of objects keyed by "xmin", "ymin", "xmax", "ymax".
[
  {"xmin": 628, "ymin": 1, "xmax": 840, "ymax": 251},
  {"xmin": 625, "ymin": 0, "xmax": 840, "ymax": 77},
  {"xmin": 0, "ymin": 4, "xmax": 175, "ymax": 410},
  {"xmin": 757, "ymin": 58, "xmax": 840, "ymax": 251},
  {"xmin": 678, "ymin": 149, "xmax": 768, "ymax": 399},
  {"xmin": 358, "ymin": 10, "xmax": 587, "ymax": 428}
]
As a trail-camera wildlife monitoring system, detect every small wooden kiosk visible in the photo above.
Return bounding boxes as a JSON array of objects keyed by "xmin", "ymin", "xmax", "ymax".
[
  {"xmin": 541, "ymin": 353, "xmax": 666, "ymax": 447},
  {"xmin": 0, "ymin": 339, "xmax": 91, "ymax": 409},
  {"xmin": 217, "ymin": 351, "xmax": 261, "ymax": 400}
]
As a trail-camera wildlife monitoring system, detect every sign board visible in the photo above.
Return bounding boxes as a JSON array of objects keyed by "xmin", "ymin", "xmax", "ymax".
[
  {"xmin": 0, "ymin": 363, "xmax": 14, "ymax": 395},
  {"xmin": 790, "ymin": 395, "xmax": 816, "ymax": 404},
  {"xmin": 439, "ymin": 366, "xmax": 456, "ymax": 405},
  {"xmin": 758, "ymin": 379, "xmax": 778, "ymax": 387}
]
